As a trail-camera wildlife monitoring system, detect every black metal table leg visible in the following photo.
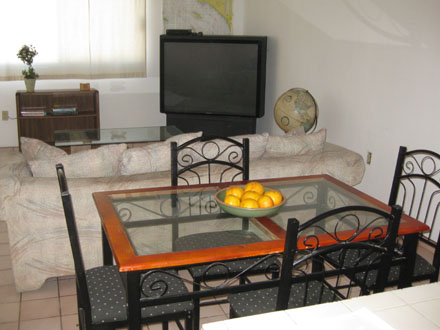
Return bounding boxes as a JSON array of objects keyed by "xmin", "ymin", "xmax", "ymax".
[
  {"xmin": 102, "ymin": 226, "xmax": 113, "ymax": 266},
  {"xmin": 127, "ymin": 271, "xmax": 141, "ymax": 330}
]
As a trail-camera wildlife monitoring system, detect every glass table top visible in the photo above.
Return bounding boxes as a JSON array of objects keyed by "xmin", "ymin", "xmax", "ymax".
[
  {"xmin": 107, "ymin": 177, "xmax": 375, "ymax": 257},
  {"xmin": 54, "ymin": 125, "xmax": 183, "ymax": 146},
  {"xmin": 93, "ymin": 175, "xmax": 429, "ymax": 272}
]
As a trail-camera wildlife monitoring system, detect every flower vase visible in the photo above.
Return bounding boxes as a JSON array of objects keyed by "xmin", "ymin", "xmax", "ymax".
[{"xmin": 24, "ymin": 79, "xmax": 36, "ymax": 93}]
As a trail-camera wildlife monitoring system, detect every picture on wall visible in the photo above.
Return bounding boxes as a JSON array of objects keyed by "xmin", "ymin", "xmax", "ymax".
[{"xmin": 163, "ymin": 0, "xmax": 233, "ymax": 35}]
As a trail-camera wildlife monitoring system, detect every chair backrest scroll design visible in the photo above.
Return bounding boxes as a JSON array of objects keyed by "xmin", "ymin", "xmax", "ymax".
[{"xmin": 171, "ymin": 136, "xmax": 249, "ymax": 186}]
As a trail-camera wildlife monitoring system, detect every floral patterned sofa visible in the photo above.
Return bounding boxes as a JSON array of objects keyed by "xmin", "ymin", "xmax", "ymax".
[{"xmin": 0, "ymin": 129, "xmax": 365, "ymax": 292}]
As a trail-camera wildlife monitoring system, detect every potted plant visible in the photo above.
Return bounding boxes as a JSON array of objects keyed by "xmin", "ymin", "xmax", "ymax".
[{"xmin": 17, "ymin": 45, "xmax": 39, "ymax": 92}]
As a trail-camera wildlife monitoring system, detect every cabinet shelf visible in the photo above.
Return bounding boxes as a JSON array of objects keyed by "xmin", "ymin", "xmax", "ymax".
[{"xmin": 16, "ymin": 89, "xmax": 100, "ymax": 149}]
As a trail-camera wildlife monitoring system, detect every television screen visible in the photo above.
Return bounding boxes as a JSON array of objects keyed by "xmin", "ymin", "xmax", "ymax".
[{"xmin": 160, "ymin": 35, "xmax": 267, "ymax": 118}]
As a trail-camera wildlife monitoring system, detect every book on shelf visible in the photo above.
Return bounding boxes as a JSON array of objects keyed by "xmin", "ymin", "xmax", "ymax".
[
  {"xmin": 20, "ymin": 110, "xmax": 46, "ymax": 117},
  {"xmin": 52, "ymin": 106, "xmax": 78, "ymax": 115}
]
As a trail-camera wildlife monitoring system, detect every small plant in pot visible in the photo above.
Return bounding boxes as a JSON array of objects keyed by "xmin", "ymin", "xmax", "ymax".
[{"xmin": 17, "ymin": 45, "xmax": 39, "ymax": 92}]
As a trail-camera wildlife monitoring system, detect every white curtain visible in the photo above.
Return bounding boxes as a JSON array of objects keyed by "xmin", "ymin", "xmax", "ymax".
[{"xmin": 0, "ymin": 0, "xmax": 146, "ymax": 80}]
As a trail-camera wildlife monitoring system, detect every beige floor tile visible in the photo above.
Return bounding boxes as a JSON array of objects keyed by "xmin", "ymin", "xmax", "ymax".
[
  {"xmin": 20, "ymin": 297, "xmax": 60, "ymax": 321},
  {"xmin": 60, "ymin": 295, "xmax": 78, "ymax": 316},
  {"xmin": 22, "ymin": 278, "xmax": 59, "ymax": 301},
  {"xmin": 0, "ymin": 255, "xmax": 12, "ymax": 270},
  {"xmin": 0, "ymin": 269, "xmax": 15, "ymax": 286},
  {"xmin": 58, "ymin": 277, "xmax": 76, "ymax": 296},
  {"xmin": 216, "ymin": 301, "xmax": 230, "ymax": 316},
  {"xmin": 0, "ymin": 322, "xmax": 19, "ymax": 330},
  {"xmin": 0, "ymin": 244, "xmax": 10, "ymax": 256},
  {"xmin": 19, "ymin": 316, "xmax": 62, "ymax": 330},
  {"xmin": 200, "ymin": 303, "xmax": 226, "ymax": 318},
  {"xmin": 0, "ymin": 285, "xmax": 21, "ymax": 304},
  {"xmin": 148, "ymin": 319, "xmax": 186, "ymax": 330},
  {"xmin": 61, "ymin": 314, "xmax": 80, "ymax": 330},
  {"xmin": 0, "ymin": 302, "xmax": 20, "ymax": 324}
]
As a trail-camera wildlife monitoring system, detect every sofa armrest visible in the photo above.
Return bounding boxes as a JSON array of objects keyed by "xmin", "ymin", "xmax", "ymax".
[{"xmin": 0, "ymin": 149, "xmax": 32, "ymax": 221}]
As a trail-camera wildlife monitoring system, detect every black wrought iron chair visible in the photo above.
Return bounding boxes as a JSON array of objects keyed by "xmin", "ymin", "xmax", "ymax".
[
  {"xmin": 228, "ymin": 205, "xmax": 402, "ymax": 318},
  {"xmin": 385, "ymin": 147, "xmax": 440, "ymax": 285},
  {"xmin": 170, "ymin": 136, "xmax": 279, "ymax": 328},
  {"xmin": 56, "ymin": 164, "xmax": 193, "ymax": 330},
  {"xmin": 170, "ymin": 135, "xmax": 250, "ymax": 185}
]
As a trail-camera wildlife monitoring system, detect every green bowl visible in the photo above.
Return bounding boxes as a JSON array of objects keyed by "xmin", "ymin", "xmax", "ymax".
[{"xmin": 215, "ymin": 186, "xmax": 286, "ymax": 218}]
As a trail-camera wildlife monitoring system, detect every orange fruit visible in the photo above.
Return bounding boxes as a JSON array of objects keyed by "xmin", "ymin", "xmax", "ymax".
[
  {"xmin": 240, "ymin": 198, "xmax": 259, "ymax": 209},
  {"xmin": 244, "ymin": 181, "xmax": 265, "ymax": 195},
  {"xmin": 224, "ymin": 195, "xmax": 241, "ymax": 207},
  {"xmin": 241, "ymin": 191, "xmax": 261, "ymax": 201},
  {"xmin": 258, "ymin": 195, "xmax": 274, "ymax": 208},
  {"xmin": 225, "ymin": 186, "xmax": 244, "ymax": 199},
  {"xmin": 264, "ymin": 190, "xmax": 283, "ymax": 206}
]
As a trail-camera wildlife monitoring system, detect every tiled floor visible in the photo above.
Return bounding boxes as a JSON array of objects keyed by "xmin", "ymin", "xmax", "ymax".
[
  {"xmin": 0, "ymin": 220, "xmax": 229, "ymax": 330},
  {"xmin": 1, "ymin": 218, "xmax": 437, "ymax": 330}
]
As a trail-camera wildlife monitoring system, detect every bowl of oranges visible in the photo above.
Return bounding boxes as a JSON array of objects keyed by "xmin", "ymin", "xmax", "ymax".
[{"xmin": 215, "ymin": 181, "xmax": 285, "ymax": 217}]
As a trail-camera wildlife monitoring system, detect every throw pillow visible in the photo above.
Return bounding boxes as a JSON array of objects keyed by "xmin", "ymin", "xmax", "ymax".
[
  {"xmin": 119, "ymin": 132, "xmax": 203, "ymax": 175},
  {"xmin": 263, "ymin": 128, "xmax": 327, "ymax": 158},
  {"xmin": 285, "ymin": 126, "xmax": 306, "ymax": 136},
  {"xmin": 28, "ymin": 144, "xmax": 127, "ymax": 178},
  {"xmin": 222, "ymin": 133, "xmax": 268, "ymax": 160},
  {"xmin": 20, "ymin": 137, "xmax": 67, "ymax": 161}
]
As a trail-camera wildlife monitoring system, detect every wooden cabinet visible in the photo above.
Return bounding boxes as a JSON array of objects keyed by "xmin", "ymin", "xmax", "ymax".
[{"xmin": 16, "ymin": 89, "xmax": 99, "ymax": 150}]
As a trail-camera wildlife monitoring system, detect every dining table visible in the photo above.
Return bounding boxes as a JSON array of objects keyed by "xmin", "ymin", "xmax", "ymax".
[{"xmin": 92, "ymin": 174, "xmax": 429, "ymax": 330}]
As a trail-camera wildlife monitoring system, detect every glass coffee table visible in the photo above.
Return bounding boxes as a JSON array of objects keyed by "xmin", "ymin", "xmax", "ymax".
[{"xmin": 54, "ymin": 125, "xmax": 183, "ymax": 147}]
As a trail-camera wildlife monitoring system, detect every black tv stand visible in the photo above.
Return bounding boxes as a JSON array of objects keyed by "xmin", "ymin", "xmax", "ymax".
[{"xmin": 165, "ymin": 113, "xmax": 256, "ymax": 137}]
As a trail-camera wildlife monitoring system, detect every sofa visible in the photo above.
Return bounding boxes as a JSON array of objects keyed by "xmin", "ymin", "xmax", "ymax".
[{"xmin": 0, "ymin": 129, "xmax": 365, "ymax": 292}]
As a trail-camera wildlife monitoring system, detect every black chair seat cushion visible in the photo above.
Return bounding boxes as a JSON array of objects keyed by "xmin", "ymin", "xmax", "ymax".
[
  {"xmin": 360, "ymin": 253, "xmax": 436, "ymax": 287},
  {"xmin": 86, "ymin": 266, "xmax": 128, "ymax": 324},
  {"xmin": 140, "ymin": 270, "xmax": 194, "ymax": 318},
  {"xmin": 229, "ymin": 280, "xmax": 339, "ymax": 317},
  {"xmin": 326, "ymin": 249, "xmax": 435, "ymax": 288},
  {"xmin": 174, "ymin": 230, "xmax": 280, "ymax": 280},
  {"xmin": 323, "ymin": 249, "xmax": 383, "ymax": 292},
  {"xmin": 86, "ymin": 266, "xmax": 193, "ymax": 325}
]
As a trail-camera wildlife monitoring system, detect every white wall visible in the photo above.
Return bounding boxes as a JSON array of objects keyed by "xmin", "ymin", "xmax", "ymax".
[
  {"xmin": 2, "ymin": 0, "xmax": 439, "ymax": 204},
  {"xmin": 242, "ymin": 0, "xmax": 440, "ymax": 203},
  {"xmin": 0, "ymin": 1, "xmax": 245, "ymax": 148}
]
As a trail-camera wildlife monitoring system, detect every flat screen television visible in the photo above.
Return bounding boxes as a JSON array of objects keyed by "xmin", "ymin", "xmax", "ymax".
[{"xmin": 160, "ymin": 34, "xmax": 267, "ymax": 118}]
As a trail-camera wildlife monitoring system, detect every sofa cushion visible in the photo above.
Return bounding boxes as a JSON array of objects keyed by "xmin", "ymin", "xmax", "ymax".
[
  {"xmin": 263, "ymin": 128, "xmax": 326, "ymax": 158},
  {"xmin": 20, "ymin": 137, "xmax": 67, "ymax": 161},
  {"xmin": 232, "ymin": 133, "xmax": 269, "ymax": 159},
  {"xmin": 119, "ymin": 132, "xmax": 203, "ymax": 176},
  {"xmin": 285, "ymin": 126, "xmax": 306, "ymax": 136},
  {"xmin": 28, "ymin": 144, "xmax": 127, "ymax": 178}
]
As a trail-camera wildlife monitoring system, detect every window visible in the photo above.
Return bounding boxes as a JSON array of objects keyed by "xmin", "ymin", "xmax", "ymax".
[{"xmin": 0, "ymin": 0, "xmax": 146, "ymax": 80}]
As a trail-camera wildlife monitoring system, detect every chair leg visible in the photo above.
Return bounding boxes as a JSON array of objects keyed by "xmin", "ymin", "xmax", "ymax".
[
  {"xmin": 192, "ymin": 280, "xmax": 201, "ymax": 330},
  {"xmin": 77, "ymin": 309, "xmax": 86, "ymax": 330},
  {"xmin": 229, "ymin": 305, "xmax": 238, "ymax": 319},
  {"xmin": 185, "ymin": 310, "xmax": 193, "ymax": 330},
  {"xmin": 161, "ymin": 321, "xmax": 169, "ymax": 330}
]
